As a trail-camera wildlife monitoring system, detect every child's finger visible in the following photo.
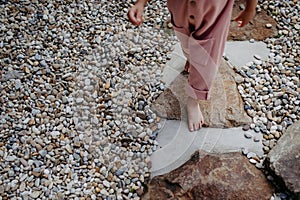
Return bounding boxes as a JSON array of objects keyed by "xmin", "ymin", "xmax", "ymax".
[
  {"xmin": 240, "ymin": 18, "xmax": 251, "ymax": 27},
  {"xmin": 238, "ymin": 21, "xmax": 243, "ymax": 27},
  {"xmin": 128, "ymin": 8, "xmax": 143, "ymax": 26},
  {"xmin": 233, "ymin": 15, "xmax": 242, "ymax": 23},
  {"xmin": 136, "ymin": 10, "xmax": 143, "ymax": 24},
  {"xmin": 233, "ymin": 15, "xmax": 247, "ymax": 27},
  {"xmin": 128, "ymin": 9, "xmax": 138, "ymax": 25}
]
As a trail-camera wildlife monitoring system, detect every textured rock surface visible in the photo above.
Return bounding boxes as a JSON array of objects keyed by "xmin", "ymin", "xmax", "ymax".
[
  {"xmin": 266, "ymin": 120, "xmax": 300, "ymax": 197},
  {"xmin": 151, "ymin": 60, "xmax": 252, "ymax": 128},
  {"xmin": 228, "ymin": 0, "xmax": 277, "ymax": 41},
  {"xmin": 143, "ymin": 151, "xmax": 274, "ymax": 200},
  {"xmin": 150, "ymin": 88, "xmax": 181, "ymax": 120}
]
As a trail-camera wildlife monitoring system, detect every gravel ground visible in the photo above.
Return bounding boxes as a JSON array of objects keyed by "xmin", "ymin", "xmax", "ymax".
[
  {"xmin": 0, "ymin": 0, "xmax": 176, "ymax": 199},
  {"xmin": 0, "ymin": 0, "xmax": 299, "ymax": 199},
  {"xmin": 236, "ymin": 0, "xmax": 299, "ymax": 155}
]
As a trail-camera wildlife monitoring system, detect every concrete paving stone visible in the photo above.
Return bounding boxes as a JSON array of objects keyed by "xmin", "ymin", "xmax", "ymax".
[
  {"xmin": 224, "ymin": 41, "xmax": 270, "ymax": 67},
  {"xmin": 163, "ymin": 41, "xmax": 270, "ymax": 86},
  {"xmin": 152, "ymin": 119, "xmax": 264, "ymax": 177}
]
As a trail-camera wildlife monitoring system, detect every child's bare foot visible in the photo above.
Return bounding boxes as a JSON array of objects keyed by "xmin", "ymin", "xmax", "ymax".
[{"xmin": 187, "ymin": 97, "xmax": 204, "ymax": 132}]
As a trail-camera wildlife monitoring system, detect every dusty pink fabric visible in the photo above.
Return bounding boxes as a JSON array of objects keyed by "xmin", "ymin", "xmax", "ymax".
[{"xmin": 167, "ymin": 0, "xmax": 234, "ymax": 100}]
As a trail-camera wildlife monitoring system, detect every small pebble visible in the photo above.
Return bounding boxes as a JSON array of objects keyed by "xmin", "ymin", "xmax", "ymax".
[
  {"xmin": 242, "ymin": 124, "xmax": 250, "ymax": 131},
  {"xmin": 265, "ymin": 23, "xmax": 273, "ymax": 28},
  {"xmin": 244, "ymin": 132, "xmax": 253, "ymax": 139}
]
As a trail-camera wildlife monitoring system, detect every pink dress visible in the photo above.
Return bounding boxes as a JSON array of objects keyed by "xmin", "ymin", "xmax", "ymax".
[{"xmin": 167, "ymin": 0, "xmax": 234, "ymax": 100}]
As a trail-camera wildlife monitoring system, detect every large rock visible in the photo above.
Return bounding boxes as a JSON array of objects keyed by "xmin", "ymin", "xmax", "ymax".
[
  {"xmin": 143, "ymin": 151, "xmax": 274, "ymax": 200},
  {"xmin": 151, "ymin": 60, "xmax": 251, "ymax": 128},
  {"xmin": 150, "ymin": 88, "xmax": 181, "ymax": 120},
  {"xmin": 266, "ymin": 121, "xmax": 300, "ymax": 197},
  {"xmin": 228, "ymin": 0, "xmax": 277, "ymax": 41}
]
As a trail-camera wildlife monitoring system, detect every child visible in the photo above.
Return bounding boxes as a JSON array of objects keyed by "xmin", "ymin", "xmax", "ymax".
[{"xmin": 128, "ymin": 0, "xmax": 257, "ymax": 132}]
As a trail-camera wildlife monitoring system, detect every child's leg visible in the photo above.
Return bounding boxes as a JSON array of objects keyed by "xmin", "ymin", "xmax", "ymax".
[
  {"xmin": 167, "ymin": 0, "xmax": 234, "ymax": 131},
  {"xmin": 186, "ymin": 0, "xmax": 234, "ymax": 100}
]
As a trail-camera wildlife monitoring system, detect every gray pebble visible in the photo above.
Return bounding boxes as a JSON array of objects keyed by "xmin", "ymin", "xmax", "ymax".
[
  {"xmin": 247, "ymin": 152, "xmax": 256, "ymax": 159},
  {"xmin": 244, "ymin": 132, "xmax": 253, "ymax": 139}
]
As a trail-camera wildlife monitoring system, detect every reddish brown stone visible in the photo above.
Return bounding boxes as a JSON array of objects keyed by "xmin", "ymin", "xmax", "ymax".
[
  {"xmin": 143, "ymin": 151, "xmax": 275, "ymax": 200},
  {"xmin": 151, "ymin": 88, "xmax": 181, "ymax": 120},
  {"xmin": 266, "ymin": 121, "xmax": 300, "ymax": 198}
]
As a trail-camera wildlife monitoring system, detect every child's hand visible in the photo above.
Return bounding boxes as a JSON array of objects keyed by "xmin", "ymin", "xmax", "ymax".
[
  {"xmin": 128, "ymin": 3, "xmax": 145, "ymax": 26},
  {"xmin": 234, "ymin": 9, "xmax": 256, "ymax": 27},
  {"xmin": 234, "ymin": 0, "xmax": 257, "ymax": 27}
]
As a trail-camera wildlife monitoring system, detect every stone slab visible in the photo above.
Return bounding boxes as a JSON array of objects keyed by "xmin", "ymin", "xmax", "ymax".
[
  {"xmin": 224, "ymin": 41, "xmax": 270, "ymax": 68},
  {"xmin": 162, "ymin": 41, "xmax": 271, "ymax": 87},
  {"xmin": 152, "ymin": 119, "xmax": 263, "ymax": 177},
  {"xmin": 162, "ymin": 43, "xmax": 185, "ymax": 86}
]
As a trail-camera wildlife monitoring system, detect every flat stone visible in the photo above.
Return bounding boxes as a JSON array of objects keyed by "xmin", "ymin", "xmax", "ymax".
[
  {"xmin": 266, "ymin": 121, "xmax": 300, "ymax": 197},
  {"xmin": 160, "ymin": 42, "xmax": 187, "ymax": 86},
  {"xmin": 153, "ymin": 59, "xmax": 251, "ymax": 128},
  {"xmin": 144, "ymin": 151, "xmax": 274, "ymax": 200},
  {"xmin": 225, "ymin": 41, "xmax": 270, "ymax": 68}
]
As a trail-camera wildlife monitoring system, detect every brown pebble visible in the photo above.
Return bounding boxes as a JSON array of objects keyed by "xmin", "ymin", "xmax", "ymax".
[
  {"xmin": 137, "ymin": 188, "xmax": 144, "ymax": 196},
  {"xmin": 252, "ymin": 155, "xmax": 260, "ymax": 162},
  {"xmin": 242, "ymin": 124, "xmax": 250, "ymax": 131},
  {"xmin": 19, "ymin": 158, "xmax": 29, "ymax": 167},
  {"xmin": 265, "ymin": 99, "xmax": 272, "ymax": 105},
  {"xmin": 167, "ymin": 22, "xmax": 173, "ymax": 29},
  {"xmin": 24, "ymin": 67, "xmax": 31, "ymax": 73},
  {"xmin": 73, "ymin": 142, "xmax": 81, "ymax": 148},
  {"xmin": 32, "ymin": 171, "xmax": 41, "ymax": 177},
  {"xmin": 156, "ymin": 117, "xmax": 161, "ymax": 122},
  {"xmin": 28, "ymin": 118, "xmax": 35, "ymax": 125},
  {"xmin": 105, "ymin": 82, "xmax": 110, "ymax": 89},
  {"xmin": 46, "ymin": 144, "xmax": 54, "ymax": 151},
  {"xmin": 130, "ymin": 173, "xmax": 140, "ymax": 178},
  {"xmin": 28, "ymin": 182, "xmax": 35, "ymax": 188},
  {"xmin": 268, "ymin": 134, "xmax": 274, "ymax": 140},
  {"xmin": 35, "ymin": 144, "xmax": 43, "ymax": 151},
  {"xmin": 95, "ymin": 187, "xmax": 101, "ymax": 193},
  {"xmin": 274, "ymin": 131, "xmax": 281, "ymax": 139},
  {"xmin": 32, "ymin": 152, "xmax": 39, "ymax": 157}
]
